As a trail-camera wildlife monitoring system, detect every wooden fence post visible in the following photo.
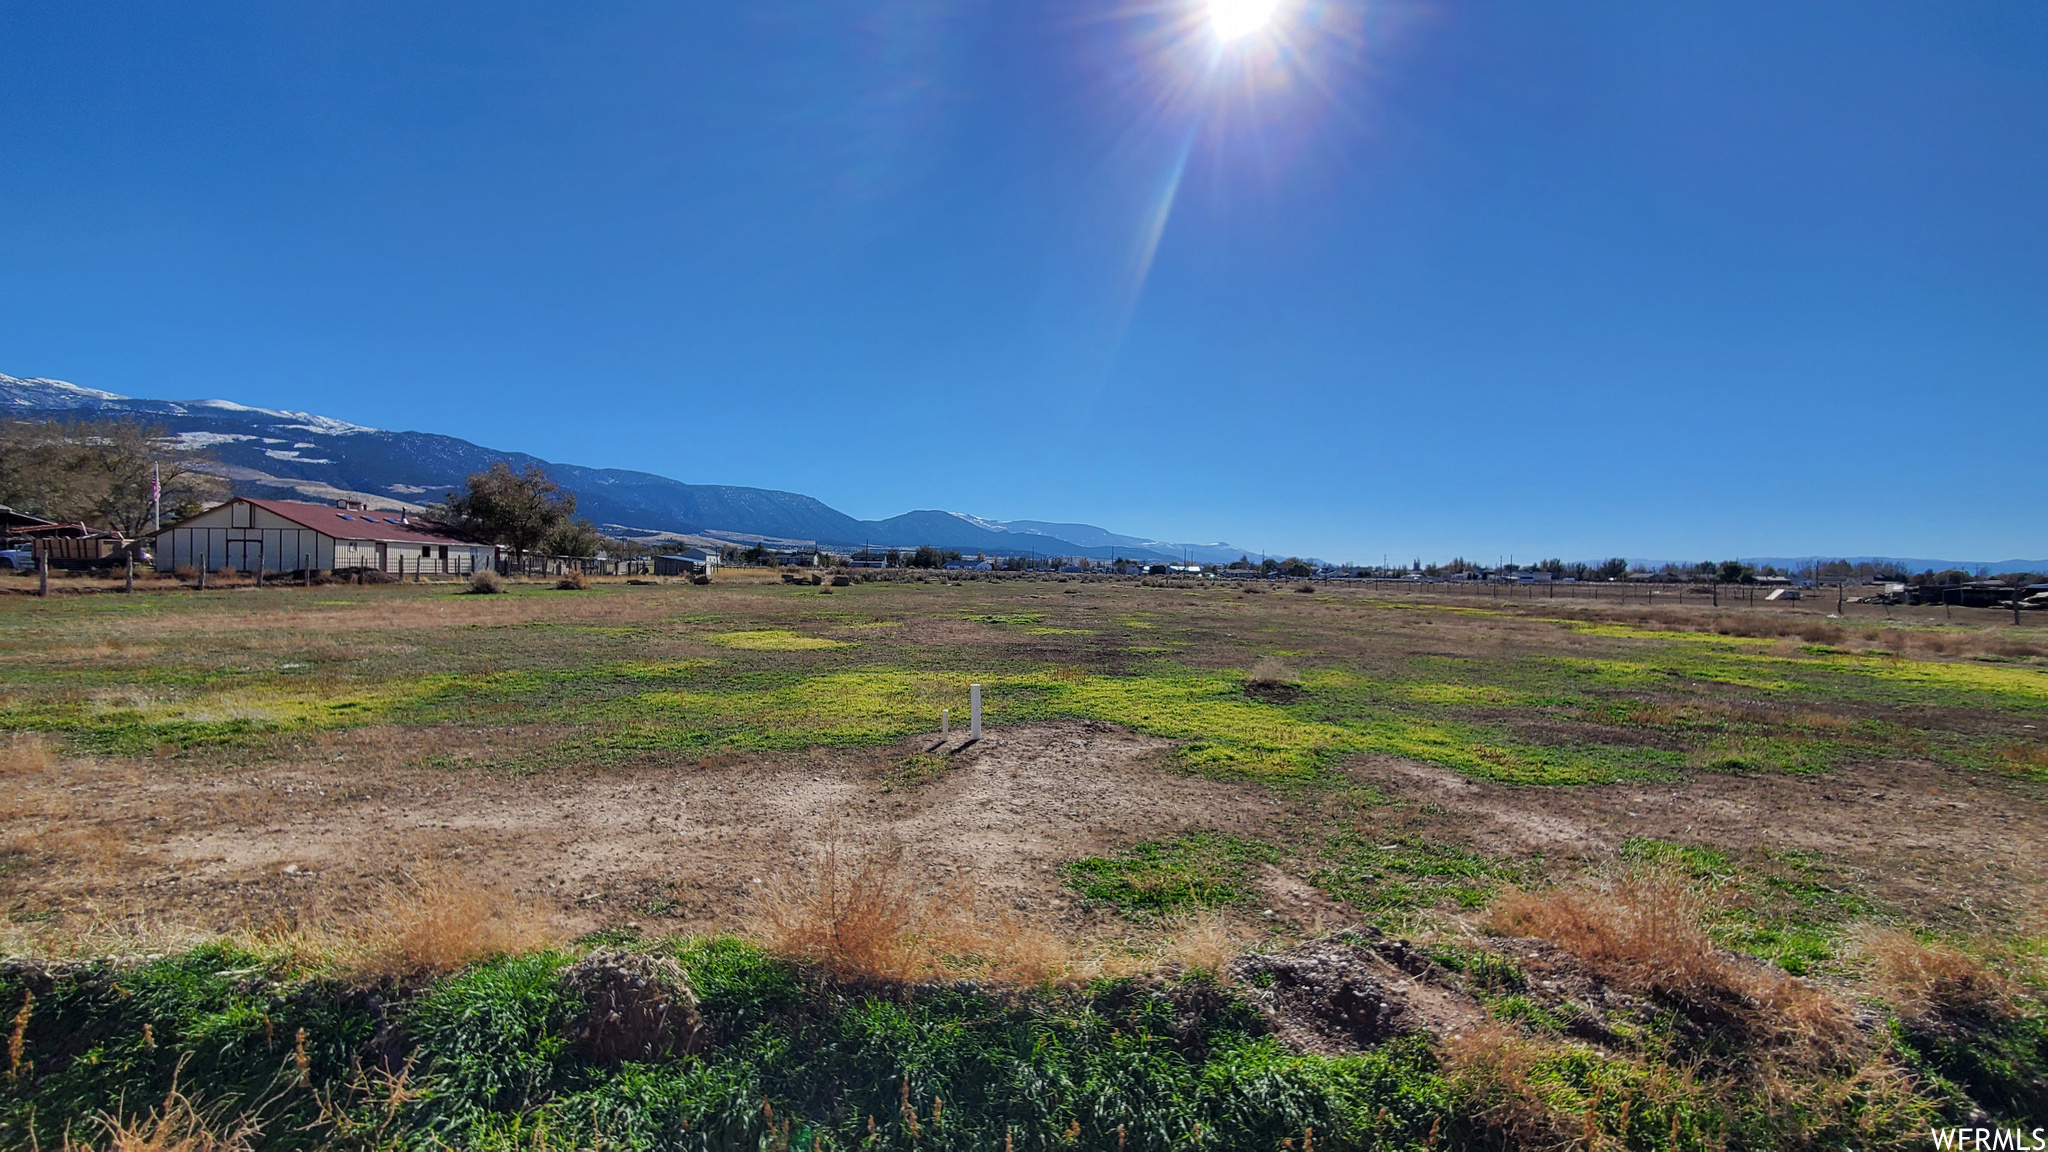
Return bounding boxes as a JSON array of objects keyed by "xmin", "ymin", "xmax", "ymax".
[
  {"xmin": 38, "ymin": 550, "xmax": 49, "ymax": 597},
  {"xmin": 125, "ymin": 552, "xmax": 134, "ymax": 593}
]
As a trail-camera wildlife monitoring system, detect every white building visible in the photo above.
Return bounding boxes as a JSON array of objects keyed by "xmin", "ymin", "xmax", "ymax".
[{"xmin": 153, "ymin": 497, "xmax": 496, "ymax": 576}]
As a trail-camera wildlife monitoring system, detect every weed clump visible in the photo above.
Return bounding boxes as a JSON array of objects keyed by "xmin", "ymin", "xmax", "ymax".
[
  {"xmin": 555, "ymin": 570, "xmax": 589, "ymax": 591},
  {"xmin": 1487, "ymin": 877, "xmax": 1854, "ymax": 1065},
  {"xmin": 756, "ymin": 837, "xmax": 938, "ymax": 982},
  {"xmin": 64, "ymin": 1084, "xmax": 263, "ymax": 1152},
  {"xmin": 465, "ymin": 568, "xmax": 505, "ymax": 594}
]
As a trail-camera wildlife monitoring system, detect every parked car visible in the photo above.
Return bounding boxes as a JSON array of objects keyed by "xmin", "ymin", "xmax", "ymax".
[{"xmin": 0, "ymin": 548, "xmax": 33, "ymax": 570}]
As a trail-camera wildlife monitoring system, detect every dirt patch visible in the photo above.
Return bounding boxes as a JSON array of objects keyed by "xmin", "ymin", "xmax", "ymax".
[
  {"xmin": 1243, "ymin": 682, "xmax": 1304, "ymax": 705},
  {"xmin": 1339, "ymin": 753, "xmax": 2048, "ymax": 932},
  {"xmin": 0, "ymin": 723, "xmax": 1276, "ymax": 943},
  {"xmin": 1229, "ymin": 936, "xmax": 1485, "ymax": 1054}
]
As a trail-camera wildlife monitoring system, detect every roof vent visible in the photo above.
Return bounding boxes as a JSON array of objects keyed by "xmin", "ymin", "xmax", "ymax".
[{"xmin": 336, "ymin": 499, "xmax": 368, "ymax": 511}]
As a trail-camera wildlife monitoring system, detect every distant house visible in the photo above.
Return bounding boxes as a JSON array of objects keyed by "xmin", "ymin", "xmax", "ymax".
[
  {"xmin": 153, "ymin": 497, "xmax": 495, "ymax": 575},
  {"xmin": 653, "ymin": 548, "xmax": 719, "ymax": 577}
]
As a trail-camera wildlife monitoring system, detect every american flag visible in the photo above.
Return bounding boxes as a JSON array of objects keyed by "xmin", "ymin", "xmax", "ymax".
[{"xmin": 151, "ymin": 464, "xmax": 161, "ymax": 504}]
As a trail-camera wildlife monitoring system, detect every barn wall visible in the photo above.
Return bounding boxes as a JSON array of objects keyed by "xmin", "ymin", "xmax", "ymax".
[{"xmin": 152, "ymin": 500, "xmax": 486, "ymax": 575}]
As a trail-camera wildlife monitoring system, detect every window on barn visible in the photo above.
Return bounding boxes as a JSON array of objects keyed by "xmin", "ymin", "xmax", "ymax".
[{"xmin": 421, "ymin": 545, "xmax": 431, "ymax": 556}]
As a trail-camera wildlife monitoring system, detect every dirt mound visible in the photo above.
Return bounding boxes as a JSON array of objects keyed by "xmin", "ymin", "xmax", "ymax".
[
  {"xmin": 1229, "ymin": 939, "xmax": 1419, "ymax": 1053},
  {"xmin": 558, "ymin": 950, "xmax": 709, "ymax": 1065}
]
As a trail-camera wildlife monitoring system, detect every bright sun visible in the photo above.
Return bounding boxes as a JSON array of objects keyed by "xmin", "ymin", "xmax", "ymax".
[{"xmin": 1208, "ymin": 0, "xmax": 1280, "ymax": 42}]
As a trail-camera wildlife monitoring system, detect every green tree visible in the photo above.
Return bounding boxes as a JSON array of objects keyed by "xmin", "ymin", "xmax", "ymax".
[
  {"xmin": 543, "ymin": 516, "xmax": 604, "ymax": 558},
  {"xmin": 1597, "ymin": 557, "xmax": 1629, "ymax": 580},
  {"xmin": 1717, "ymin": 560, "xmax": 1747, "ymax": 584},
  {"xmin": 0, "ymin": 419, "xmax": 226, "ymax": 536},
  {"xmin": 434, "ymin": 462, "xmax": 576, "ymax": 563}
]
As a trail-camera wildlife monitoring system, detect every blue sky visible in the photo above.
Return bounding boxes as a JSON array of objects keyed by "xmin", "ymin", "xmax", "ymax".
[{"xmin": 3, "ymin": 1, "xmax": 2044, "ymax": 563}]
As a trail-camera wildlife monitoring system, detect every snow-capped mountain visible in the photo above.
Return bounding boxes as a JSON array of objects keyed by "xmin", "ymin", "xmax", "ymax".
[{"xmin": 0, "ymin": 373, "xmax": 1254, "ymax": 561}]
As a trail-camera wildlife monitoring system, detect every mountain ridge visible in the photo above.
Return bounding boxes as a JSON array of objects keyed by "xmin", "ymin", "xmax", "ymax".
[{"xmin": 0, "ymin": 374, "xmax": 1252, "ymax": 563}]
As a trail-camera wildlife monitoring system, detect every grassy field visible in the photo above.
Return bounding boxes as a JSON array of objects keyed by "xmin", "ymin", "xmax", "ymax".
[{"xmin": 1, "ymin": 569, "xmax": 2044, "ymax": 1149}]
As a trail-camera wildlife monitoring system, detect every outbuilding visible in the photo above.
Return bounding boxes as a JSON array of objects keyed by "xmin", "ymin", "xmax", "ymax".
[
  {"xmin": 653, "ymin": 548, "xmax": 719, "ymax": 577},
  {"xmin": 153, "ymin": 497, "xmax": 496, "ymax": 576}
]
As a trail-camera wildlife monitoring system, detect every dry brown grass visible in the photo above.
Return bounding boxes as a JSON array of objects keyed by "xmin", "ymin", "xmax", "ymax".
[
  {"xmin": 1149, "ymin": 913, "xmax": 1247, "ymax": 976},
  {"xmin": 250, "ymin": 868, "xmax": 554, "ymax": 981},
  {"xmin": 756, "ymin": 835, "xmax": 1099, "ymax": 986},
  {"xmin": 62, "ymin": 1085, "xmax": 261, "ymax": 1152},
  {"xmin": 0, "ymin": 732, "xmax": 54, "ymax": 777},
  {"xmin": 1853, "ymin": 928, "xmax": 2018, "ymax": 1026},
  {"xmin": 756, "ymin": 836, "xmax": 957, "ymax": 983},
  {"xmin": 1488, "ymin": 876, "xmax": 1854, "ymax": 1064},
  {"xmin": 1441, "ymin": 1025, "xmax": 1588, "ymax": 1151},
  {"xmin": 1996, "ymin": 742, "xmax": 2048, "ymax": 775},
  {"xmin": 1245, "ymin": 656, "xmax": 1297, "ymax": 687}
]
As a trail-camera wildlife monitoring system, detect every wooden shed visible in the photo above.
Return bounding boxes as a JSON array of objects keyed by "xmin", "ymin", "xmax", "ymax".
[{"xmin": 152, "ymin": 497, "xmax": 497, "ymax": 576}]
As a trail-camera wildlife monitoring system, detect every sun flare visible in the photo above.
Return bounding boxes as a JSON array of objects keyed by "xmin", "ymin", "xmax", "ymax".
[{"xmin": 1207, "ymin": 0, "xmax": 1280, "ymax": 42}]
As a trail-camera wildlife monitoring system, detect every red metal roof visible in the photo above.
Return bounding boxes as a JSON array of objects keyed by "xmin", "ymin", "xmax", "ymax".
[{"xmin": 201, "ymin": 498, "xmax": 483, "ymax": 547}]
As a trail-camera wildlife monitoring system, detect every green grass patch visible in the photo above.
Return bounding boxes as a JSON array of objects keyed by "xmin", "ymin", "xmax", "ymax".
[
  {"xmin": 1621, "ymin": 837, "xmax": 1872, "ymax": 974},
  {"xmin": 708, "ymin": 629, "xmax": 851, "ymax": 651},
  {"xmin": 883, "ymin": 751, "xmax": 950, "ymax": 788},
  {"xmin": 1064, "ymin": 832, "xmax": 1282, "ymax": 916},
  {"xmin": 1, "ymin": 938, "xmax": 1461, "ymax": 1152},
  {"xmin": 1313, "ymin": 834, "xmax": 1524, "ymax": 922}
]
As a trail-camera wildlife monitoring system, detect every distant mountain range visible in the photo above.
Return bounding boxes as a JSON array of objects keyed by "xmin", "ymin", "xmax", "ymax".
[{"xmin": 0, "ymin": 374, "xmax": 1255, "ymax": 563}]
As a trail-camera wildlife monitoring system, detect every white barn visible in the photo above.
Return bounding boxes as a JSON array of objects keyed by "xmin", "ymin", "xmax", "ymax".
[{"xmin": 153, "ymin": 497, "xmax": 497, "ymax": 576}]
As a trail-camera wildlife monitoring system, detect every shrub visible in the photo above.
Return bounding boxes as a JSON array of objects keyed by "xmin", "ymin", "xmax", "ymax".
[
  {"xmin": 466, "ymin": 568, "xmax": 505, "ymax": 594},
  {"xmin": 556, "ymin": 570, "xmax": 589, "ymax": 591}
]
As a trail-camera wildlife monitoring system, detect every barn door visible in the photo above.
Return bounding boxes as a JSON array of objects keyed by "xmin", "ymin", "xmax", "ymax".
[{"xmin": 374, "ymin": 542, "xmax": 388, "ymax": 571}]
